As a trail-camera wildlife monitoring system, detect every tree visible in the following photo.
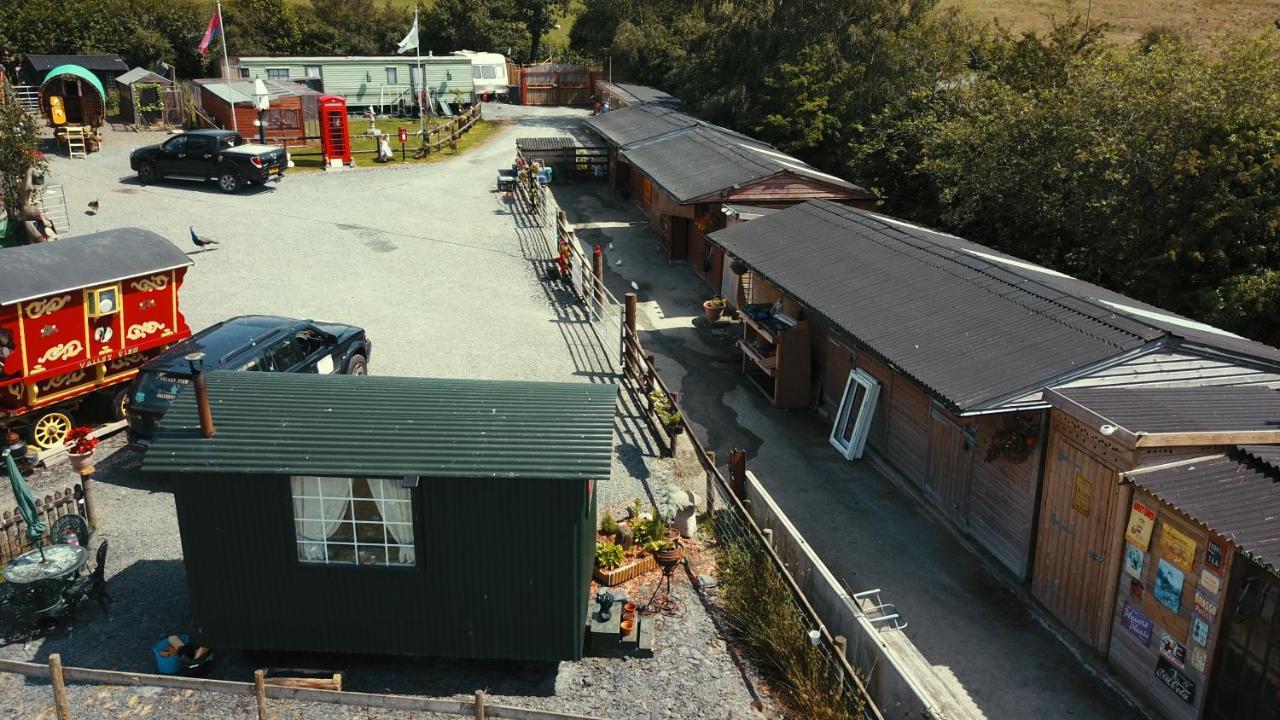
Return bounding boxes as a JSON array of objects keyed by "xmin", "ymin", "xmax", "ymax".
[
  {"xmin": 0, "ymin": 83, "xmax": 47, "ymax": 244},
  {"xmin": 513, "ymin": 0, "xmax": 569, "ymax": 63}
]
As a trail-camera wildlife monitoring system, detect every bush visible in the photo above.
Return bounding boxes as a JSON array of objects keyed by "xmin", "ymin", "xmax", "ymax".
[
  {"xmin": 595, "ymin": 541, "xmax": 625, "ymax": 570},
  {"xmin": 599, "ymin": 511, "xmax": 620, "ymax": 536}
]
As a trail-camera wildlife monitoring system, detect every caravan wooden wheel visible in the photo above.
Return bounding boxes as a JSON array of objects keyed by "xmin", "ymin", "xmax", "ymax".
[{"xmin": 29, "ymin": 409, "xmax": 74, "ymax": 450}]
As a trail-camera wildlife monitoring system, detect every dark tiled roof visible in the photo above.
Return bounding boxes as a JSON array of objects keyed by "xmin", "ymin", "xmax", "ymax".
[
  {"xmin": 610, "ymin": 82, "xmax": 683, "ymax": 107},
  {"xmin": 1057, "ymin": 386, "xmax": 1280, "ymax": 434},
  {"xmin": 515, "ymin": 130, "xmax": 605, "ymax": 152},
  {"xmin": 144, "ymin": 373, "xmax": 618, "ymax": 481},
  {"xmin": 622, "ymin": 127, "xmax": 868, "ymax": 203},
  {"xmin": 583, "ymin": 104, "xmax": 702, "ymax": 147},
  {"xmin": 1127, "ymin": 451, "xmax": 1280, "ymax": 574},
  {"xmin": 24, "ymin": 54, "xmax": 128, "ymax": 73},
  {"xmin": 0, "ymin": 228, "xmax": 192, "ymax": 306},
  {"xmin": 707, "ymin": 200, "xmax": 1280, "ymax": 412}
]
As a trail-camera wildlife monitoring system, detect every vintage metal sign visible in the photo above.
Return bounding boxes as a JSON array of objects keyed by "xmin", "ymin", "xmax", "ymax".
[
  {"xmin": 1122, "ymin": 602, "xmax": 1154, "ymax": 645},
  {"xmin": 1191, "ymin": 616, "xmax": 1210, "ymax": 647},
  {"xmin": 1190, "ymin": 647, "xmax": 1208, "ymax": 674},
  {"xmin": 1200, "ymin": 569, "xmax": 1222, "ymax": 596},
  {"xmin": 1156, "ymin": 656, "xmax": 1196, "ymax": 704},
  {"xmin": 1160, "ymin": 631, "xmax": 1188, "ymax": 668},
  {"xmin": 1154, "ymin": 558, "xmax": 1185, "ymax": 614},
  {"xmin": 1160, "ymin": 523, "xmax": 1199, "ymax": 573},
  {"xmin": 1205, "ymin": 540, "xmax": 1224, "ymax": 572},
  {"xmin": 1071, "ymin": 473, "xmax": 1093, "ymax": 516},
  {"xmin": 1195, "ymin": 589, "xmax": 1220, "ymax": 623},
  {"xmin": 1124, "ymin": 543, "xmax": 1145, "ymax": 580},
  {"xmin": 1125, "ymin": 501, "xmax": 1157, "ymax": 551}
]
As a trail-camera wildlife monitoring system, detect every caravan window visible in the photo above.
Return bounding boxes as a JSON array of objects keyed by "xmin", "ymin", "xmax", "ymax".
[
  {"xmin": 266, "ymin": 68, "xmax": 289, "ymax": 80},
  {"xmin": 473, "ymin": 66, "xmax": 483, "ymax": 79},
  {"xmin": 385, "ymin": 67, "xmax": 398, "ymax": 84},
  {"xmin": 291, "ymin": 477, "xmax": 416, "ymax": 567},
  {"xmin": 481, "ymin": 66, "xmax": 497, "ymax": 79}
]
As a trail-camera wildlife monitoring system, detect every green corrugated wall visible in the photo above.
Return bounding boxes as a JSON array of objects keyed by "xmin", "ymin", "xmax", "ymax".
[{"xmin": 238, "ymin": 57, "xmax": 474, "ymax": 105}]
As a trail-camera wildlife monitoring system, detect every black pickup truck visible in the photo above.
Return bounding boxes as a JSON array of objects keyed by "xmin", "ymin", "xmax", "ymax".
[{"xmin": 130, "ymin": 129, "xmax": 287, "ymax": 193}]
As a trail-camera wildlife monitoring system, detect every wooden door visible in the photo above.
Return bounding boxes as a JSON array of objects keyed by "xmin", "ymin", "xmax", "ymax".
[
  {"xmin": 925, "ymin": 406, "xmax": 972, "ymax": 525},
  {"xmin": 1032, "ymin": 433, "xmax": 1123, "ymax": 651}
]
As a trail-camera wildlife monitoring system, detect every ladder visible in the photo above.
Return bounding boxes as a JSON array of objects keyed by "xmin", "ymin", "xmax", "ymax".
[
  {"xmin": 65, "ymin": 126, "xmax": 88, "ymax": 159},
  {"xmin": 36, "ymin": 184, "xmax": 70, "ymax": 235}
]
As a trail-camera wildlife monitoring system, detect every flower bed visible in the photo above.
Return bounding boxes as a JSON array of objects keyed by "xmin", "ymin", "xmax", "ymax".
[{"xmin": 593, "ymin": 553, "xmax": 656, "ymax": 586}]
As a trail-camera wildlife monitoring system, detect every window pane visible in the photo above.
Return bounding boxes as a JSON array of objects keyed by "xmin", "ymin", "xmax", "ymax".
[
  {"xmin": 390, "ymin": 545, "xmax": 415, "ymax": 565},
  {"xmin": 359, "ymin": 547, "xmax": 387, "ymax": 566},
  {"xmin": 298, "ymin": 542, "xmax": 324, "ymax": 562},
  {"xmin": 327, "ymin": 543, "xmax": 356, "ymax": 564},
  {"xmin": 482, "ymin": 66, "xmax": 496, "ymax": 79},
  {"xmin": 291, "ymin": 475, "xmax": 414, "ymax": 568},
  {"xmin": 355, "ymin": 521, "xmax": 386, "ymax": 544}
]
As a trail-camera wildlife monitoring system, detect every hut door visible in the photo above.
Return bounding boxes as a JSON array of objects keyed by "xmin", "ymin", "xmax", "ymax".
[
  {"xmin": 1032, "ymin": 434, "xmax": 1121, "ymax": 651},
  {"xmin": 925, "ymin": 406, "xmax": 972, "ymax": 525},
  {"xmin": 1207, "ymin": 562, "xmax": 1280, "ymax": 719}
]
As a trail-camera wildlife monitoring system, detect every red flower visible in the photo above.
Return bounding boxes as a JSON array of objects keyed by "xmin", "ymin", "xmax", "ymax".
[
  {"xmin": 66, "ymin": 426, "xmax": 99, "ymax": 454},
  {"xmin": 1025, "ymin": 435, "xmax": 1036, "ymax": 447}
]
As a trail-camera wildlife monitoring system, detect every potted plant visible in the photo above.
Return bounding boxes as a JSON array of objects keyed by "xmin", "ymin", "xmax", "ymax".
[
  {"xmin": 650, "ymin": 389, "xmax": 683, "ymax": 434},
  {"xmin": 595, "ymin": 541, "xmax": 625, "ymax": 572},
  {"xmin": 648, "ymin": 537, "xmax": 684, "ymax": 567},
  {"xmin": 703, "ymin": 296, "xmax": 727, "ymax": 322},
  {"xmin": 65, "ymin": 426, "xmax": 99, "ymax": 472}
]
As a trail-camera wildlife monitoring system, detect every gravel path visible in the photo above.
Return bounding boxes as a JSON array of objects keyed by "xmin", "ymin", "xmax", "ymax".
[{"xmin": 1, "ymin": 105, "xmax": 776, "ymax": 719}]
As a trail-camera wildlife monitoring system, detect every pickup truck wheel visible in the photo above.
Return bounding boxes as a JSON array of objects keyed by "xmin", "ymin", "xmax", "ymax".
[
  {"xmin": 138, "ymin": 161, "xmax": 158, "ymax": 185},
  {"xmin": 345, "ymin": 354, "xmax": 368, "ymax": 376},
  {"xmin": 218, "ymin": 169, "xmax": 242, "ymax": 193},
  {"xmin": 28, "ymin": 408, "xmax": 75, "ymax": 451}
]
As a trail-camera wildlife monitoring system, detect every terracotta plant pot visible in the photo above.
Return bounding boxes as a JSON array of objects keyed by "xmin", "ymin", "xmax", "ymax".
[
  {"xmin": 655, "ymin": 543, "xmax": 684, "ymax": 567},
  {"xmin": 620, "ymin": 619, "xmax": 635, "ymax": 635},
  {"xmin": 624, "ymin": 602, "xmax": 637, "ymax": 615},
  {"xmin": 703, "ymin": 301, "xmax": 725, "ymax": 322},
  {"xmin": 67, "ymin": 450, "xmax": 94, "ymax": 473}
]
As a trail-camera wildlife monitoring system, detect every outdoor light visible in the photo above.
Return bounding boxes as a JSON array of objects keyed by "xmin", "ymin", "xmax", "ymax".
[
  {"xmin": 808, "ymin": 629, "xmax": 821, "ymax": 646},
  {"xmin": 1099, "ymin": 424, "xmax": 1117, "ymax": 436}
]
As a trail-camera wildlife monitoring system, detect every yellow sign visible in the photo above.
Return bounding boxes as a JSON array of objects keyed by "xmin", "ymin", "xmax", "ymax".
[
  {"xmin": 1161, "ymin": 523, "xmax": 1199, "ymax": 573},
  {"xmin": 1125, "ymin": 502, "xmax": 1157, "ymax": 551},
  {"xmin": 49, "ymin": 96, "xmax": 66, "ymax": 125},
  {"xmin": 1071, "ymin": 473, "xmax": 1094, "ymax": 517}
]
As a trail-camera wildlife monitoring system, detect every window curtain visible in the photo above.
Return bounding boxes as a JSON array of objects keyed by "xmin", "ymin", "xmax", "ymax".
[
  {"xmin": 291, "ymin": 476, "xmax": 350, "ymax": 561},
  {"xmin": 368, "ymin": 478, "xmax": 415, "ymax": 565}
]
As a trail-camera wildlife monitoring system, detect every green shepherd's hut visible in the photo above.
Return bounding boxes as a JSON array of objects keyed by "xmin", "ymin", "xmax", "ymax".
[{"xmin": 144, "ymin": 371, "xmax": 616, "ymax": 662}]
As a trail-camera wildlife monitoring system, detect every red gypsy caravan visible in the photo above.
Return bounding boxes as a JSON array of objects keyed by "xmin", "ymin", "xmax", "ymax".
[{"xmin": 0, "ymin": 228, "xmax": 193, "ymax": 449}]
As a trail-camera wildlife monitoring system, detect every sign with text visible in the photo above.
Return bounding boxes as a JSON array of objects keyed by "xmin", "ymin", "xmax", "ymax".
[
  {"xmin": 1160, "ymin": 523, "xmax": 1199, "ymax": 573},
  {"xmin": 1160, "ymin": 631, "xmax": 1188, "ymax": 667},
  {"xmin": 1200, "ymin": 569, "xmax": 1222, "ymax": 596},
  {"xmin": 1122, "ymin": 602, "xmax": 1154, "ymax": 645},
  {"xmin": 1126, "ymin": 501, "xmax": 1157, "ymax": 550},
  {"xmin": 1195, "ymin": 589, "xmax": 1220, "ymax": 623},
  {"xmin": 1071, "ymin": 473, "xmax": 1093, "ymax": 516},
  {"xmin": 1205, "ymin": 540, "xmax": 1224, "ymax": 572},
  {"xmin": 1156, "ymin": 656, "xmax": 1196, "ymax": 704}
]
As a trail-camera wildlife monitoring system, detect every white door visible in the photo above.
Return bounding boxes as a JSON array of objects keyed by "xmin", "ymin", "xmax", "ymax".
[{"xmin": 829, "ymin": 369, "xmax": 880, "ymax": 459}]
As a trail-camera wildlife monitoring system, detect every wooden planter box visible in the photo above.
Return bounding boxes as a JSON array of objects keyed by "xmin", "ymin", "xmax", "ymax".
[{"xmin": 593, "ymin": 554, "xmax": 656, "ymax": 586}]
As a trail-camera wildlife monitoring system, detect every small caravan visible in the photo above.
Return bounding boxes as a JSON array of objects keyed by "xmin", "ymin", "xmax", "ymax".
[{"xmin": 453, "ymin": 51, "xmax": 510, "ymax": 100}]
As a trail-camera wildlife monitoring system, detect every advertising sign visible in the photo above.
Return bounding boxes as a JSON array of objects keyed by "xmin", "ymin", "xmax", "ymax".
[
  {"xmin": 1126, "ymin": 502, "xmax": 1157, "ymax": 550},
  {"xmin": 1160, "ymin": 523, "xmax": 1198, "ymax": 573}
]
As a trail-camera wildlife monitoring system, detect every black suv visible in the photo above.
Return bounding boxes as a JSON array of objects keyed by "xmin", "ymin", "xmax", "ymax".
[{"xmin": 126, "ymin": 315, "xmax": 371, "ymax": 443}]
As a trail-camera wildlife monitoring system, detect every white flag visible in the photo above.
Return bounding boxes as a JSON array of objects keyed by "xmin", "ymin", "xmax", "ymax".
[{"xmin": 396, "ymin": 17, "xmax": 418, "ymax": 54}]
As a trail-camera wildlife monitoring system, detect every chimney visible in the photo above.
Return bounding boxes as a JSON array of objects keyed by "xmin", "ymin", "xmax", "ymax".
[{"xmin": 184, "ymin": 352, "xmax": 216, "ymax": 439}]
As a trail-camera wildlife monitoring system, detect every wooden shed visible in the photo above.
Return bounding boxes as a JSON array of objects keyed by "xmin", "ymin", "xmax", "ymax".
[
  {"xmin": 21, "ymin": 54, "xmax": 128, "ymax": 87},
  {"xmin": 115, "ymin": 67, "xmax": 179, "ymax": 126},
  {"xmin": 1037, "ymin": 387, "xmax": 1280, "ymax": 719},
  {"xmin": 707, "ymin": 201, "xmax": 1280, "ymax": 581},
  {"xmin": 193, "ymin": 78, "xmax": 321, "ymax": 143},
  {"xmin": 143, "ymin": 372, "xmax": 617, "ymax": 662},
  {"xmin": 584, "ymin": 104, "xmax": 876, "ymax": 292}
]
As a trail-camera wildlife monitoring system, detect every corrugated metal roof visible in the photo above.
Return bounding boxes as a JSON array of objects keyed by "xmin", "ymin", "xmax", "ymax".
[
  {"xmin": 621, "ymin": 126, "xmax": 867, "ymax": 203},
  {"xmin": 194, "ymin": 78, "xmax": 321, "ymax": 105},
  {"xmin": 1056, "ymin": 386, "xmax": 1280, "ymax": 434},
  {"xmin": 0, "ymin": 228, "xmax": 192, "ymax": 306},
  {"xmin": 1243, "ymin": 445, "xmax": 1280, "ymax": 473},
  {"xmin": 583, "ymin": 104, "xmax": 703, "ymax": 147},
  {"xmin": 1126, "ymin": 451, "xmax": 1280, "ymax": 574},
  {"xmin": 24, "ymin": 54, "xmax": 128, "ymax": 72},
  {"xmin": 515, "ymin": 131, "xmax": 605, "ymax": 152},
  {"xmin": 116, "ymin": 67, "xmax": 170, "ymax": 86},
  {"xmin": 708, "ymin": 201, "xmax": 1280, "ymax": 412},
  {"xmin": 143, "ymin": 373, "xmax": 618, "ymax": 480}
]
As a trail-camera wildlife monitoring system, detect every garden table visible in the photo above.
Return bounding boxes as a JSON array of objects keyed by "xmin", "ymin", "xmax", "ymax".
[{"xmin": 3, "ymin": 543, "xmax": 88, "ymax": 585}]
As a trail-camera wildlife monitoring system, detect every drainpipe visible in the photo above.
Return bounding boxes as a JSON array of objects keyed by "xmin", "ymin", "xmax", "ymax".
[{"xmin": 185, "ymin": 352, "xmax": 216, "ymax": 438}]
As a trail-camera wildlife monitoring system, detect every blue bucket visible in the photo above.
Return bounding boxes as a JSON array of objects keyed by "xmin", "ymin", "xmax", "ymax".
[{"xmin": 153, "ymin": 635, "xmax": 189, "ymax": 675}]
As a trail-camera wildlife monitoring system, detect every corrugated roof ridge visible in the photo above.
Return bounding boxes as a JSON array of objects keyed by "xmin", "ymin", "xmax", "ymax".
[
  {"xmin": 1233, "ymin": 445, "xmax": 1280, "ymax": 479},
  {"xmin": 809, "ymin": 201, "xmax": 1150, "ymax": 352}
]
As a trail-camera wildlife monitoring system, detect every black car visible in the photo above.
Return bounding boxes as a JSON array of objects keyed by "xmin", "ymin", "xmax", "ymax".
[
  {"xmin": 129, "ymin": 129, "xmax": 287, "ymax": 194},
  {"xmin": 126, "ymin": 315, "xmax": 371, "ymax": 443}
]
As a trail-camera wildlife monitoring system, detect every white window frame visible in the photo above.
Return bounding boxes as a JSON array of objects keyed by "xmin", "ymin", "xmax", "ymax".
[
  {"xmin": 304, "ymin": 64, "xmax": 322, "ymax": 79},
  {"xmin": 291, "ymin": 476, "xmax": 415, "ymax": 568},
  {"xmin": 829, "ymin": 368, "xmax": 880, "ymax": 460},
  {"xmin": 266, "ymin": 68, "xmax": 289, "ymax": 80},
  {"xmin": 238, "ymin": 67, "xmax": 250, "ymax": 79},
  {"xmin": 385, "ymin": 67, "xmax": 398, "ymax": 84}
]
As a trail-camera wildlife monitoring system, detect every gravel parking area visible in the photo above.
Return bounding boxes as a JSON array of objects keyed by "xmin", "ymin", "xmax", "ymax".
[{"xmin": 1, "ymin": 105, "xmax": 776, "ymax": 719}]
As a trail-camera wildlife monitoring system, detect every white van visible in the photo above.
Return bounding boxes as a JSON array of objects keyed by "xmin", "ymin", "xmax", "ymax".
[{"xmin": 453, "ymin": 51, "xmax": 510, "ymax": 101}]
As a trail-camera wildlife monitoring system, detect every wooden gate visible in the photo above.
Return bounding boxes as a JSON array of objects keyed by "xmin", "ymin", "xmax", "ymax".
[
  {"xmin": 520, "ymin": 65, "xmax": 598, "ymax": 106},
  {"xmin": 1032, "ymin": 432, "xmax": 1130, "ymax": 651},
  {"xmin": 925, "ymin": 406, "xmax": 972, "ymax": 525}
]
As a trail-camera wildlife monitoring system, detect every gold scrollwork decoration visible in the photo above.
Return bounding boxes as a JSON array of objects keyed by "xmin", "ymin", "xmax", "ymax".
[
  {"xmin": 42, "ymin": 371, "xmax": 86, "ymax": 390},
  {"xmin": 125, "ymin": 321, "xmax": 166, "ymax": 341},
  {"xmin": 24, "ymin": 295, "xmax": 72, "ymax": 319},
  {"xmin": 37, "ymin": 341, "xmax": 84, "ymax": 364},
  {"xmin": 5, "ymin": 384, "xmax": 21, "ymax": 399},
  {"xmin": 130, "ymin": 275, "xmax": 170, "ymax": 293}
]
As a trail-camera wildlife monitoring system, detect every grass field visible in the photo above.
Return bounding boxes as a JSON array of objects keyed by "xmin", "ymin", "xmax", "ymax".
[
  {"xmin": 943, "ymin": 0, "xmax": 1280, "ymax": 41},
  {"xmin": 289, "ymin": 118, "xmax": 504, "ymax": 172}
]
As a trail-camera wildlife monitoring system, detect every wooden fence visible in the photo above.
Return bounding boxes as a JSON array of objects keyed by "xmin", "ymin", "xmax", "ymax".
[
  {"xmin": 0, "ymin": 484, "xmax": 90, "ymax": 566},
  {"xmin": 519, "ymin": 65, "xmax": 598, "ymax": 106},
  {"xmin": 0, "ymin": 656, "xmax": 605, "ymax": 720}
]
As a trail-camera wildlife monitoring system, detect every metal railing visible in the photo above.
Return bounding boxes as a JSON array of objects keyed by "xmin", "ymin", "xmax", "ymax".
[{"xmin": 13, "ymin": 84, "xmax": 39, "ymax": 113}]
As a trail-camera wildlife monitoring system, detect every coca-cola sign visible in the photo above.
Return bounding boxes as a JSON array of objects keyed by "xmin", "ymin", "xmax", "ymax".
[{"xmin": 1156, "ymin": 656, "xmax": 1196, "ymax": 704}]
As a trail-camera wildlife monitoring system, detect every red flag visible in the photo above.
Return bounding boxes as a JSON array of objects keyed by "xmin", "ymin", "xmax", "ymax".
[{"xmin": 198, "ymin": 11, "xmax": 222, "ymax": 56}]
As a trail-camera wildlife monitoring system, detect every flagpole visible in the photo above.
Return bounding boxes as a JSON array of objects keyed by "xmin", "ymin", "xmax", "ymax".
[
  {"xmin": 217, "ymin": 1, "xmax": 238, "ymax": 132},
  {"xmin": 415, "ymin": 6, "xmax": 424, "ymax": 137}
]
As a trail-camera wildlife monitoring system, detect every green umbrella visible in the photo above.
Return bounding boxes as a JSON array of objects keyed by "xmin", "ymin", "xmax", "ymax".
[{"xmin": 4, "ymin": 448, "xmax": 46, "ymax": 559}]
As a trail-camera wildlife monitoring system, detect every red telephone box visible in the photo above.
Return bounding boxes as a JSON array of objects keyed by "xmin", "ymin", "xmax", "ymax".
[{"xmin": 318, "ymin": 95, "xmax": 351, "ymax": 166}]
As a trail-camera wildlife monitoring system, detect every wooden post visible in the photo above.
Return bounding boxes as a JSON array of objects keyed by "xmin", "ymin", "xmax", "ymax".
[
  {"xmin": 762, "ymin": 527, "xmax": 773, "ymax": 548},
  {"xmin": 473, "ymin": 689, "xmax": 487, "ymax": 719},
  {"xmin": 78, "ymin": 471, "xmax": 96, "ymax": 529},
  {"xmin": 729, "ymin": 449, "xmax": 747, "ymax": 499},
  {"xmin": 592, "ymin": 244, "xmax": 605, "ymax": 308},
  {"xmin": 833, "ymin": 635, "xmax": 848, "ymax": 659},
  {"xmin": 704, "ymin": 450, "xmax": 716, "ymax": 516},
  {"xmin": 49, "ymin": 654, "xmax": 70, "ymax": 720},
  {"xmin": 623, "ymin": 292, "xmax": 637, "ymax": 373},
  {"xmin": 254, "ymin": 669, "xmax": 268, "ymax": 720}
]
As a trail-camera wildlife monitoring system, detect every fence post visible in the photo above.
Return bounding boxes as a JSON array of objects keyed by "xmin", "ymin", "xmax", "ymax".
[
  {"xmin": 474, "ymin": 689, "xmax": 487, "ymax": 720},
  {"xmin": 729, "ymin": 449, "xmax": 747, "ymax": 499},
  {"xmin": 704, "ymin": 450, "xmax": 716, "ymax": 516},
  {"xmin": 623, "ymin": 292, "xmax": 637, "ymax": 373},
  {"xmin": 49, "ymin": 654, "xmax": 70, "ymax": 720},
  {"xmin": 762, "ymin": 527, "xmax": 773, "ymax": 548},
  {"xmin": 78, "ymin": 471, "xmax": 96, "ymax": 529},
  {"xmin": 254, "ymin": 669, "xmax": 268, "ymax": 720},
  {"xmin": 593, "ymin": 244, "xmax": 605, "ymax": 309}
]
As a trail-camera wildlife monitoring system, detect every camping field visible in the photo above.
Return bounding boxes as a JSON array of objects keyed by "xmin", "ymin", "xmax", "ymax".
[{"xmin": 942, "ymin": 0, "xmax": 1280, "ymax": 41}]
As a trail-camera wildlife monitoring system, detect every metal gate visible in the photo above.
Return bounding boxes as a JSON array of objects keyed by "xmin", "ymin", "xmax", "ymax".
[{"xmin": 35, "ymin": 185, "xmax": 70, "ymax": 235}]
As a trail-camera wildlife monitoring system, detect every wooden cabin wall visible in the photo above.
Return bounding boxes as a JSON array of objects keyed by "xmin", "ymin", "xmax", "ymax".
[
  {"xmin": 173, "ymin": 472, "xmax": 591, "ymax": 662},
  {"xmin": 965, "ymin": 412, "xmax": 1044, "ymax": 579},
  {"xmin": 1106, "ymin": 492, "xmax": 1234, "ymax": 719},
  {"xmin": 884, "ymin": 375, "xmax": 932, "ymax": 485}
]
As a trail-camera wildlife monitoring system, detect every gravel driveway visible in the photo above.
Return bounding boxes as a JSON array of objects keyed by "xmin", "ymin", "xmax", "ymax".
[{"xmin": 0, "ymin": 105, "xmax": 776, "ymax": 719}]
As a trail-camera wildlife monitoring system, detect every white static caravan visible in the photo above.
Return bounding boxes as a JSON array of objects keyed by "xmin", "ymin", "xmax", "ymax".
[{"xmin": 453, "ymin": 51, "xmax": 510, "ymax": 100}]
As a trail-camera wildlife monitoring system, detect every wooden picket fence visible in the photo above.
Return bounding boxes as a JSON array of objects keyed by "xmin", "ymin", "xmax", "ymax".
[{"xmin": 0, "ymin": 484, "xmax": 89, "ymax": 566}]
